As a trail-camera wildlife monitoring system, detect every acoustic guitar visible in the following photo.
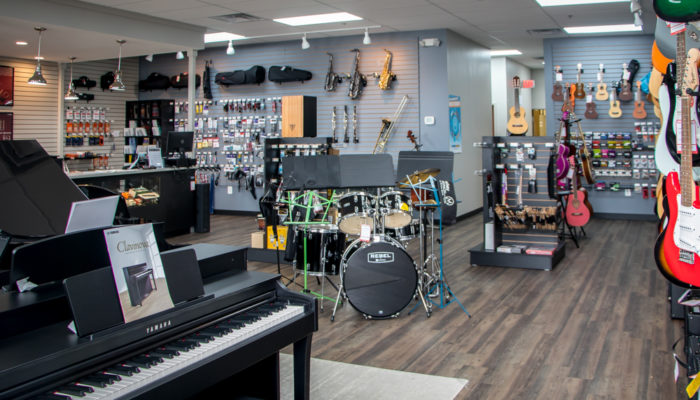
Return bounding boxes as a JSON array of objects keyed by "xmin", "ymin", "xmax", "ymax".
[
  {"xmin": 657, "ymin": 47, "xmax": 700, "ymax": 287},
  {"xmin": 618, "ymin": 63, "xmax": 633, "ymax": 102},
  {"xmin": 595, "ymin": 64, "xmax": 608, "ymax": 101},
  {"xmin": 608, "ymin": 85, "xmax": 622, "ymax": 118},
  {"xmin": 552, "ymin": 65, "xmax": 564, "ymax": 102},
  {"xmin": 572, "ymin": 115, "xmax": 595, "ymax": 184},
  {"xmin": 565, "ymin": 156, "xmax": 590, "ymax": 227},
  {"xmin": 574, "ymin": 63, "xmax": 586, "ymax": 99},
  {"xmin": 584, "ymin": 83, "xmax": 598, "ymax": 120},
  {"xmin": 507, "ymin": 76, "xmax": 528, "ymax": 135},
  {"xmin": 632, "ymin": 80, "xmax": 647, "ymax": 119}
]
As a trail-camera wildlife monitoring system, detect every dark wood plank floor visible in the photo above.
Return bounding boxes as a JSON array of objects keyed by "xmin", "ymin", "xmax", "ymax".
[{"xmin": 170, "ymin": 214, "xmax": 685, "ymax": 399}]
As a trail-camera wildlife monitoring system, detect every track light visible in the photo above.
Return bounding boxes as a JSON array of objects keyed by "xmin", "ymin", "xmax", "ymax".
[
  {"xmin": 28, "ymin": 27, "xmax": 47, "ymax": 86},
  {"xmin": 64, "ymin": 57, "xmax": 79, "ymax": 100},
  {"xmin": 109, "ymin": 40, "xmax": 126, "ymax": 92},
  {"xmin": 176, "ymin": 51, "xmax": 185, "ymax": 60},
  {"xmin": 301, "ymin": 34, "xmax": 310, "ymax": 50},
  {"xmin": 363, "ymin": 28, "xmax": 371, "ymax": 45},
  {"xmin": 145, "ymin": 54, "xmax": 153, "ymax": 62},
  {"xmin": 226, "ymin": 40, "xmax": 235, "ymax": 55}
]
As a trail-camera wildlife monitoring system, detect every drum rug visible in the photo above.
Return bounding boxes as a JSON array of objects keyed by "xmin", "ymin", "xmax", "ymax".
[{"xmin": 279, "ymin": 354, "xmax": 468, "ymax": 399}]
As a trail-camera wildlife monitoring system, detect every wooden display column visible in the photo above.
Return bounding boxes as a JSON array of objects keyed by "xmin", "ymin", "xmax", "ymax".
[{"xmin": 281, "ymin": 96, "xmax": 317, "ymax": 137}]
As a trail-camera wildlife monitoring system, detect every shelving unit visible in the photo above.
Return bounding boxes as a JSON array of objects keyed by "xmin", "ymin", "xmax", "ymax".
[
  {"xmin": 124, "ymin": 99, "xmax": 174, "ymax": 164},
  {"xmin": 469, "ymin": 135, "xmax": 566, "ymax": 271}
]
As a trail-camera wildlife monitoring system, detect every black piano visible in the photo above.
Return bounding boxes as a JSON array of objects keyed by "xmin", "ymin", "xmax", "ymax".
[{"xmin": 0, "ymin": 230, "xmax": 318, "ymax": 399}]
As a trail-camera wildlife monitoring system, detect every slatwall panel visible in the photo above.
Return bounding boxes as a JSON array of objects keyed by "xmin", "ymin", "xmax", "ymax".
[
  {"xmin": 544, "ymin": 35, "xmax": 658, "ymax": 217},
  {"xmin": 139, "ymin": 32, "xmax": 419, "ymax": 212},
  {"xmin": 0, "ymin": 57, "xmax": 59, "ymax": 154},
  {"xmin": 62, "ymin": 58, "xmax": 138, "ymax": 171}
]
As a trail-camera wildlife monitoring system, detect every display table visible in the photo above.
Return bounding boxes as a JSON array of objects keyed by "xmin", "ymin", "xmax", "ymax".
[{"xmin": 70, "ymin": 168, "xmax": 196, "ymax": 237}]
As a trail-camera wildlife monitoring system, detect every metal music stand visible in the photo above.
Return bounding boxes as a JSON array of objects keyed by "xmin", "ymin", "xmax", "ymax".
[{"xmin": 406, "ymin": 175, "xmax": 470, "ymax": 318}]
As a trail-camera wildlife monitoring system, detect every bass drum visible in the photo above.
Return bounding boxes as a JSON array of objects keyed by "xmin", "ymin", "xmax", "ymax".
[{"xmin": 341, "ymin": 236, "xmax": 417, "ymax": 319}]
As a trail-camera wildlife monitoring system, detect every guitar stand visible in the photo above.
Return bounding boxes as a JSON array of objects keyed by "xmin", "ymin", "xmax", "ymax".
[{"xmin": 558, "ymin": 194, "xmax": 581, "ymax": 248}]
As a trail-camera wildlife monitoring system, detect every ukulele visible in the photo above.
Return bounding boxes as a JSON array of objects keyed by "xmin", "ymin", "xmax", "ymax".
[
  {"xmin": 507, "ymin": 76, "xmax": 528, "ymax": 135},
  {"xmin": 574, "ymin": 63, "xmax": 586, "ymax": 99},
  {"xmin": 633, "ymin": 80, "xmax": 647, "ymax": 119},
  {"xmin": 552, "ymin": 66, "xmax": 564, "ymax": 101},
  {"xmin": 618, "ymin": 63, "xmax": 634, "ymax": 101},
  {"xmin": 608, "ymin": 85, "xmax": 622, "ymax": 118},
  {"xmin": 565, "ymin": 155, "xmax": 591, "ymax": 227},
  {"xmin": 658, "ymin": 47, "xmax": 700, "ymax": 287},
  {"xmin": 595, "ymin": 64, "xmax": 608, "ymax": 101},
  {"xmin": 584, "ymin": 83, "xmax": 598, "ymax": 119}
]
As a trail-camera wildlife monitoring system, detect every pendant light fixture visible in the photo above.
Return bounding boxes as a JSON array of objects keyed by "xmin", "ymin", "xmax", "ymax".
[
  {"xmin": 28, "ymin": 27, "xmax": 47, "ymax": 86},
  {"xmin": 362, "ymin": 28, "xmax": 371, "ymax": 45},
  {"xmin": 301, "ymin": 33, "xmax": 310, "ymax": 50},
  {"xmin": 64, "ymin": 57, "xmax": 79, "ymax": 100},
  {"xmin": 226, "ymin": 40, "xmax": 235, "ymax": 55},
  {"xmin": 176, "ymin": 51, "xmax": 185, "ymax": 60},
  {"xmin": 110, "ymin": 40, "xmax": 126, "ymax": 92}
]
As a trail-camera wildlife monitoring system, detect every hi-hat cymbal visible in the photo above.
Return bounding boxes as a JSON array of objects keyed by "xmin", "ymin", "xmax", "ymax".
[{"xmin": 397, "ymin": 168, "xmax": 440, "ymax": 186}]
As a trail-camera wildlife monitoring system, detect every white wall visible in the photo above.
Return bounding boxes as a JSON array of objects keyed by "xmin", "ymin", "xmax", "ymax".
[
  {"xmin": 446, "ymin": 30, "xmax": 491, "ymax": 215},
  {"xmin": 490, "ymin": 57, "xmax": 506, "ymax": 136},
  {"xmin": 532, "ymin": 69, "xmax": 545, "ymax": 109}
]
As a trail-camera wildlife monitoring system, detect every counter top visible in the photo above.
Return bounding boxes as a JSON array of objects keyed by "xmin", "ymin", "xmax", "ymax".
[{"xmin": 69, "ymin": 167, "xmax": 194, "ymax": 179}]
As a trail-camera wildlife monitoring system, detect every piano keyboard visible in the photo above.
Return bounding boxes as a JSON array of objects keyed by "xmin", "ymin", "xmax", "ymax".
[{"xmin": 33, "ymin": 302, "xmax": 305, "ymax": 400}]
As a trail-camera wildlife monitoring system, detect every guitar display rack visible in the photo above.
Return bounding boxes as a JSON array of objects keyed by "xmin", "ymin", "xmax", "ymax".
[{"xmin": 469, "ymin": 136, "xmax": 566, "ymax": 271}]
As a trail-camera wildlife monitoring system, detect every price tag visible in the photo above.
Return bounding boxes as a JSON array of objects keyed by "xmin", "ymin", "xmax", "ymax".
[
  {"xmin": 360, "ymin": 224, "xmax": 371, "ymax": 242},
  {"xmin": 227, "ymin": 186, "xmax": 233, "ymax": 195},
  {"xmin": 669, "ymin": 22, "xmax": 687, "ymax": 35},
  {"xmin": 586, "ymin": 94, "xmax": 593, "ymax": 103},
  {"xmin": 623, "ymin": 70, "xmax": 631, "ymax": 80},
  {"xmin": 556, "ymin": 72, "xmax": 563, "ymax": 82},
  {"xmin": 624, "ymin": 188, "xmax": 631, "ymax": 197},
  {"xmin": 675, "ymin": 119, "xmax": 699, "ymax": 154},
  {"xmin": 597, "ymin": 71, "xmax": 603, "ymax": 82},
  {"xmin": 190, "ymin": 181, "xmax": 195, "ymax": 191}
]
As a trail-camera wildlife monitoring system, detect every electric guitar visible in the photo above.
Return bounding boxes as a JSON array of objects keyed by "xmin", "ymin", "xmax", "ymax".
[
  {"xmin": 574, "ymin": 63, "xmax": 586, "ymax": 99},
  {"xmin": 633, "ymin": 80, "xmax": 647, "ymax": 119},
  {"xmin": 595, "ymin": 64, "xmax": 608, "ymax": 101},
  {"xmin": 507, "ymin": 76, "xmax": 528, "ymax": 135},
  {"xmin": 565, "ymin": 155, "xmax": 590, "ymax": 227},
  {"xmin": 572, "ymin": 113, "xmax": 595, "ymax": 184},
  {"xmin": 552, "ymin": 66, "xmax": 564, "ymax": 101},
  {"xmin": 658, "ymin": 47, "xmax": 700, "ymax": 287},
  {"xmin": 618, "ymin": 63, "xmax": 633, "ymax": 102},
  {"xmin": 608, "ymin": 85, "xmax": 622, "ymax": 118},
  {"xmin": 584, "ymin": 83, "xmax": 598, "ymax": 119},
  {"xmin": 653, "ymin": 0, "xmax": 700, "ymax": 23}
]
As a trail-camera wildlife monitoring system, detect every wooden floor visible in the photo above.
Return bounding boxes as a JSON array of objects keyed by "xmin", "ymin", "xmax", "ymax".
[{"xmin": 170, "ymin": 214, "xmax": 685, "ymax": 399}]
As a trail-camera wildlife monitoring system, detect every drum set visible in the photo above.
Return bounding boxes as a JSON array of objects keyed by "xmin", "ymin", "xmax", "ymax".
[{"xmin": 282, "ymin": 168, "xmax": 469, "ymax": 321}]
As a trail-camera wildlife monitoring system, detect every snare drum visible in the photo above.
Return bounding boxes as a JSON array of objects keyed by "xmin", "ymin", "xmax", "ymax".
[
  {"xmin": 295, "ymin": 225, "xmax": 346, "ymax": 275},
  {"xmin": 337, "ymin": 192, "xmax": 376, "ymax": 235},
  {"xmin": 385, "ymin": 219, "xmax": 420, "ymax": 242},
  {"xmin": 380, "ymin": 191, "xmax": 412, "ymax": 229}
]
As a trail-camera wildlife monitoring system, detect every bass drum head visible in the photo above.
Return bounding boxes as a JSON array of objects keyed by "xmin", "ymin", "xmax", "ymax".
[{"xmin": 342, "ymin": 238, "xmax": 417, "ymax": 318}]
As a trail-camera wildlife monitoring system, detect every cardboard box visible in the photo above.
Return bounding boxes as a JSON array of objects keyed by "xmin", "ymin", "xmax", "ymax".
[
  {"xmin": 266, "ymin": 225, "xmax": 288, "ymax": 250},
  {"xmin": 251, "ymin": 231, "xmax": 265, "ymax": 249}
]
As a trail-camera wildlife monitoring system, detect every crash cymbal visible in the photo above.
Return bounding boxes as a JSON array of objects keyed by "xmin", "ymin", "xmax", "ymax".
[{"xmin": 397, "ymin": 168, "xmax": 440, "ymax": 186}]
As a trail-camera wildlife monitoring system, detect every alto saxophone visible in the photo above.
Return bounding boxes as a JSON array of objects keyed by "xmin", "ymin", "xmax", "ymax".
[
  {"xmin": 348, "ymin": 49, "xmax": 366, "ymax": 100},
  {"xmin": 377, "ymin": 49, "xmax": 396, "ymax": 90},
  {"xmin": 324, "ymin": 53, "xmax": 341, "ymax": 92}
]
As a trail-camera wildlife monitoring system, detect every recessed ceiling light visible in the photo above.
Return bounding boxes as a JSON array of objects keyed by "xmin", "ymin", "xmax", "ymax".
[
  {"xmin": 273, "ymin": 12, "xmax": 362, "ymax": 26},
  {"xmin": 536, "ymin": 0, "xmax": 627, "ymax": 6},
  {"xmin": 490, "ymin": 49, "xmax": 522, "ymax": 56},
  {"xmin": 564, "ymin": 24, "xmax": 642, "ymax": 34},
  {"xmin": 16, "ymin": 41, "xmax": 28, "ymax": 46},
  {"xmin": 204, "ymin": 32, "xmax": 246, "ymax": 43}
]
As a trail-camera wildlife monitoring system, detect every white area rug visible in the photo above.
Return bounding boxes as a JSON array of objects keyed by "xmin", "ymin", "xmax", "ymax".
[{"xmin": 279, "ymin": 354, "xmax": 468, "ymax": 400}]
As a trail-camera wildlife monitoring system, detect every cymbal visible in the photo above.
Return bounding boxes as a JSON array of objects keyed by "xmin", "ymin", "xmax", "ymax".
[{"xmin": 397, "ymin": 168, "xmax": 440, "ymax": 186}]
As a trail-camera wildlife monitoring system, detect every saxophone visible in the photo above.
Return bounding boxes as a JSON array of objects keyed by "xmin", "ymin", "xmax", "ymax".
[
  {"xmin": 377, "ymin": 49, "xmax": 396, "ymax": 90},
  {"xmin": 324, "ymin": 53, "xmax": 341, "ymax": 92},
  {"xmin": 347, "ymin": 49, "xmax": 366, "ymax": 100}
]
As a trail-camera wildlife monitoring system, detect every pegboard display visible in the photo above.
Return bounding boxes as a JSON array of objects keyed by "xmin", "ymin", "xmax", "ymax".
[{"xmin": 470, "ymin": 136, "xmax": 565, "ymax": 271}]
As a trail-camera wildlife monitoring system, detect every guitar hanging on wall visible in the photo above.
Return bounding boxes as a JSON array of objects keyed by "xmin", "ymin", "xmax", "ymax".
[
  {"xmin": 633, "ymin": 80, "xmax": 647, "ymax": 119},
  {"xmin": 608, "ymin": 83, "xmax": 622, "ymax": 118},
  {"xmin": 618, "ymin": 63, "xmax": 634, "ymax": 102},
  {"xmin": 657, "ymin": 47, "xmax": 700, "ymax": 287},
  {"xmin": 574, "ymin": 63, "xmax": 586, "ymax": 99},
  {"xmin": 507, "ymin": 75, "xmax": 528, "ymax": 135},
  {"xmin": 595, "ymin": 64, "xmax": 608, "ymax": 101},
  {"xmin": 584, "ymin": 83, "xmax": 598, "ymax": 119},
  {"xmin": 552, "ymin": 66, "xmax": 564, "ymax": 102}
]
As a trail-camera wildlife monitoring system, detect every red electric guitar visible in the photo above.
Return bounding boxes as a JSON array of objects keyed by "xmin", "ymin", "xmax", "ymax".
[
  {"xmin": 658, "ymin": 47, "xmax": 700, "ymax": 286},
  {"xmin": 565, "ymin": 155, "xmax": 590, "ymax": 226}
]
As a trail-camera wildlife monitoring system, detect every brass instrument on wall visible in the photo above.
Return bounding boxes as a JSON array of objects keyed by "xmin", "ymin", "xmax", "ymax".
[
  {"xmin": 377, "ymin": 49, "xmax": 397, "ymax": 90},
  {"xmin": 373, "ymin": 95, "xmax": 409, "ymax": 154},
  {"xmin": 347, "ymin": 49, "xmax": 366, "ymax": 100},
  {"xmin": 324, "ymin": 53, "xmax": 341, "ymax": 92}
]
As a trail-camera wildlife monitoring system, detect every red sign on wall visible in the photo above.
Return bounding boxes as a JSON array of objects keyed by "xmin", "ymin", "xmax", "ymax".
[
  {"xmin": 0, "ymin": 112, "xmax": 13, "ymax": 141},
  {"xmin": 0, "ymin": 66, "xmax": 13, "ymax": 107}
]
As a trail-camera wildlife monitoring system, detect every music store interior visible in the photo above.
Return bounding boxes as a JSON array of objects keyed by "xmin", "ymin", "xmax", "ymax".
[{"xmin": 1, "ymin": 0, "xmax": 699, "ymax": 399}]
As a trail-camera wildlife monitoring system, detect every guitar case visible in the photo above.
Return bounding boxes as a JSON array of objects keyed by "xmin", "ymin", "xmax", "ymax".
[
  {"xmin": 139, "ymin": 72, "xmax": 171, "ymax": 91},
  {"xmin": 203, "ymin": 61, "xmax": 213, "ymax": 100},
  {"xmin": 72, "ymin": 76, "xmax": 96, "ymax": 90},
  {"xmin": 170, "ymin": 73, "xmax": 201, "ymax": 89},
  {"xmin": 100, "ymin": 72, "xmax": 114, "ymax": 91},
  {"xmin": 215, "ymin": 66, "xmax": 266, "ymax": 86},
  {"xmin": 268, "ymin": 66, "xmax": 312, "ymax": 83}
]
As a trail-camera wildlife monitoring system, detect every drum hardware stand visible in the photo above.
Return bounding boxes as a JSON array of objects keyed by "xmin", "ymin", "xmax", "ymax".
[{"xmin": 407, "ymin": 176, "xmax": 470, "ymax": 318}]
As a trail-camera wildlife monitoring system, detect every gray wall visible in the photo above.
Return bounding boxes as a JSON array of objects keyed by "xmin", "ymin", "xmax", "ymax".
[{"xmin": 446, "ymin": 30, "xmax": 492, "ymax": 215}]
